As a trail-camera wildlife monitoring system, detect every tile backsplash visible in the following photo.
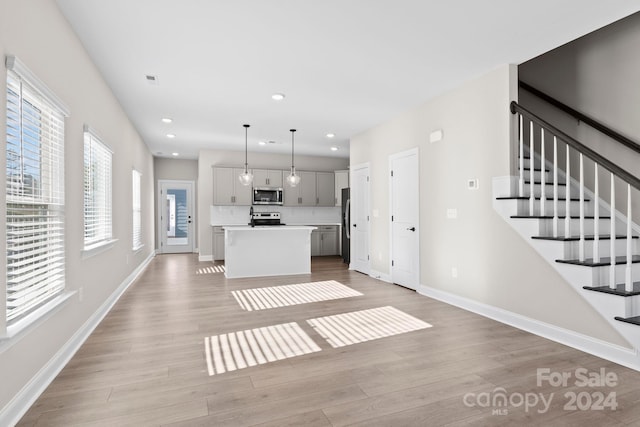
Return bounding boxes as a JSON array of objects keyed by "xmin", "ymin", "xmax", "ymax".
[{"xmin": 210, "ymin": 205, "xmax": 341, "ymax": 226}]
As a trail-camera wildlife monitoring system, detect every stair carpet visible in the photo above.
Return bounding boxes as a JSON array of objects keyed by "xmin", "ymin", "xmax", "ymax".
[{"xmin": 501, "ymin": 156, "xmax": 640, "ymax": 326}]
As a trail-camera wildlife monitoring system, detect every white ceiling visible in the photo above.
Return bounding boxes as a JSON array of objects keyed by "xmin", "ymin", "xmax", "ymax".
[{"xmin": 55, "ymin": 0, "xmax": 640, "ymax": 160}]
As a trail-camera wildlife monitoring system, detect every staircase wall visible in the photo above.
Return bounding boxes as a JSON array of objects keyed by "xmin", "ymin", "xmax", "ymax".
[
  {"xmin": 520, "ymin": 11, "xmax": 640, "ymax": 222},
  {"xmin": 350, "ymin": 64, "xmax": 629, "ymax": 348}
]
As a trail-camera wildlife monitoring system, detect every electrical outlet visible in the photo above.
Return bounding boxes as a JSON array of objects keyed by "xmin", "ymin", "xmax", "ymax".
[
  {"xmin": 451, "ymin": 267, "xmax": 458, "ymax": 278},
  {"xmin": 447, "ymin": 208, "xmax": 457, "ymax": 219}
]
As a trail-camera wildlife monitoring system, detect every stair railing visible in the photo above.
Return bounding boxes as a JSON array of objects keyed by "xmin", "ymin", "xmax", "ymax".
[{"xmin": 511, "ymin": 101, "xmax": 640, "ymax": 292}]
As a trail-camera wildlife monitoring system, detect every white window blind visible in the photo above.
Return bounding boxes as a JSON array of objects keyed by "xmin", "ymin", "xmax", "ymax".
[
  {"xmin": 6, "ymin": 67, "xmax": 66, "ymax": 324},
  {"xmin": 83, "ymin": 128, "xmax": 112, "ymax": 248},
  {"xmin": 132, "ymin": 169, "xmax": 142, "ymax": 250}
]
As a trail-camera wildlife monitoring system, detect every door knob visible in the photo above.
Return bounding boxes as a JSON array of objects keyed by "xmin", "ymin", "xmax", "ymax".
[{"xmin": 407, "ymin": 227, "xmax": 416, "ymax": 231}]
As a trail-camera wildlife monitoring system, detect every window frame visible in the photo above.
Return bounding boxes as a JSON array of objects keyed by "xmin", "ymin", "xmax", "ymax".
[
  {"xmin": 82, "ymin": 125, "xmax": 115, "ymax": 257},
  {"xmin": 132, "ymin": 169, "xmax": 143, "ymax": 251},
  {"xmin": 4, "ymin": 55, "xmax": 71, "ymax": 335}
]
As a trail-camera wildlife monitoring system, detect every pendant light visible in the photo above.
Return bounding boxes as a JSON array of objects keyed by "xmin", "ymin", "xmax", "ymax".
[
  {"xmin": 286, "ymin": 128, "xmax": 301, "ymax": 187},
  {"xmin": 238, "ymin": 124, "xmax": 253, "ymax": 186}
]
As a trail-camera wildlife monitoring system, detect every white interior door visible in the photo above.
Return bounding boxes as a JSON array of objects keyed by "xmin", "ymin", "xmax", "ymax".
[
  {"xmin": 159, "ymin": 180, "xmax": 195, "ymax": 253},
  {"xmin": 390, "ymin": 148, "xmax": 419, "ymax": 290},
  {"xmin": 350, "ymin": 164, "xmax": 370, "ymax": 274}
]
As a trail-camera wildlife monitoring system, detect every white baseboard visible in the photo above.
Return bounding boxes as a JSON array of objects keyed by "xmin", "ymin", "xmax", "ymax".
[
  {"xmin": 198, "ymin": 255, "xmax": 213, "ymax": 262},
  {"xmin": 417, "ymin": 284, "xmax": 640, "ymax": 372},
  {"xmin": 0, "ymin": 252, "xmax": 155, "ymax": 427}
]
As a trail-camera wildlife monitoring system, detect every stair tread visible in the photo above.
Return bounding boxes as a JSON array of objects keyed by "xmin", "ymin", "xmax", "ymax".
[
  {"xmin": 557, "ymin": 255, "xmax": 640, "ymax": 267},
  {"xmin": 584, "ymin": 283, "xmax": 640, "ymax": 297},
  {"xmin": 533, "ymin": 234, "xmax": 638, "ymax": 242},
  {"xmin": 511, "ymin": 215, "xmax": 611, "ymax": 219},
  {"xmin": 524, "ymin": 181, "xmax": 567, "ymax": 186},
  {"xmin": 614, "ymin": 316, "xmax": 640, "ymax": 326},
  {"xmin": 496, "ymin": 196, "xmax": 588, "ymax": 202}
]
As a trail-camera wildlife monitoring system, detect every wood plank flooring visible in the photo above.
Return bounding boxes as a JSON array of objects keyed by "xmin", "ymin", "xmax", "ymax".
[{"xmin": 17, "ymin": 255, "xmax": 640, "ymax": 426}]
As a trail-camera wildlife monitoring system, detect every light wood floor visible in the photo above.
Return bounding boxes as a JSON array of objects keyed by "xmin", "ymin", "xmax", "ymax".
[{"xmin": 18, "ymin": 255, "xmax": 640, "ymax": 426}]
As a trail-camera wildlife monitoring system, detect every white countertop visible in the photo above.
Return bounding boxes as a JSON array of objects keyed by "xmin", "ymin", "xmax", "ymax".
[
  {"xmin": 213, "ymin": 223, "xmax": 340, "ymax": 227},
  {"xmin": 223, "ymin": 225, "xmax": 317, "ymax": 231}
]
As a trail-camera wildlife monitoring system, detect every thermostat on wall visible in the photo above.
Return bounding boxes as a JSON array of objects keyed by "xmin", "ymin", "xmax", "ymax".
[
  {"xmin": 467, "ymin": 179, "xmax": 479, "ymax": 190},
  {"xmin": 429, "ymin": 129, "xmax": 443, "ymax": 143}
]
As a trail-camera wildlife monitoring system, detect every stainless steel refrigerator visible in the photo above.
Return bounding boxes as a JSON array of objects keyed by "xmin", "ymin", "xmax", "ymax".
[{"xmin": 341, "ymin": 188, "xmax": 350, "ymax": 264}]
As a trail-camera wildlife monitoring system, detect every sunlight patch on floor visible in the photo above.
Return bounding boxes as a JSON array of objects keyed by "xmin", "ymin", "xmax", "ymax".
[
  {"xmin": 307, "ymin": 306, "xmax": 432, "ymax": 348},
  {"xmin": 204, "ymin": 322, "xmax": 321, "ymax": 376},
  {"xmin": 231, "ymin": 280, "xmax": 362, "ymax": 311},
  {"xmin": 196, "ymin": 265, "xmax": 225, "ymax": 275}
]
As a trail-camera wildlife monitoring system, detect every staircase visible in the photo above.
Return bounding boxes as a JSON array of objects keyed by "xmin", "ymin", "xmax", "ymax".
[{"xmin": 493, "ymin": 101, "xmax": 640, "ymax": 362}]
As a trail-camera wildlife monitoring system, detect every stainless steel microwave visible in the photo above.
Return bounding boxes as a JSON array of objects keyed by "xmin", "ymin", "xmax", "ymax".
[{"xmin": 252, "ymin": 187, "xmax": 284, "ymax": 205}]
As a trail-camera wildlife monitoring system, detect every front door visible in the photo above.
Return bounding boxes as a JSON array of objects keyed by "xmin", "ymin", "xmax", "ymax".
[
  {"xmin": 350, "ymin": 164, "xmax": 370, "ymax": 274},
  {"xmin": 390, "ymin": 148, "xmax": 419, "ymax": 290},
  {"xmin": 159, "ymin": 180, "xmax": 195, "ymax": 253}
]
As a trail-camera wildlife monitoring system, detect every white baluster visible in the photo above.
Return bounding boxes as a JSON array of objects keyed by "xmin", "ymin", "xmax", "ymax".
[
  {"xmin": 626, "ymin": 184, "xmax": 633, "ymax": 292},
  {"xmin": 593, "ymin": 163, "xmax": 599, "ymax": 262},
  {"xmin": 564, "ymin": 145, "xmax": 571, "ymax": 239},
  {"xmin": 529, "ymin": 121, "xmax": 534, "ymax": 216},
  {"xmin": 519, "ymin": 114, "xmax": 524, "ymax": 197},
  {"xmin": 610, "ymin": 173, "xmax": 616, "ymax": 290},
  {"xmin": 540, "ymin": 129, "xmax": 546, "ymax": 217},
  {"xmin": 553, "ymin": 136, "xmax": 558, "ymax": 238},
  {"xmin": 579, "ymin": 154, "xmax": 585, "ymax": 262}
]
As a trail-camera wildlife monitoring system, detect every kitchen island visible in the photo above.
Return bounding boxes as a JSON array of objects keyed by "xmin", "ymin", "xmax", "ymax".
[{"xmin": 223, "ymin": 225, "xmax": 317, "ymax": 278}]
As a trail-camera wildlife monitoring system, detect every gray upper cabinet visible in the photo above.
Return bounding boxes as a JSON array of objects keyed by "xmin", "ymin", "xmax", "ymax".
[
  {"xmin": 334, "ymin": 170, "xmax": 349, "ymax": 206},
  {"xmin": 252, "ymin": 169, "xmax": 283, "ymax": 187},
  {"xmin": 316, "ymin": 172, "xmax": 335, "ymax": 207},
  {"xmin": 284, "ymin": 171, "xmax": 336, "ymax": 207},
  {"xmin": 213, "ymin": 167, "xmax": 252, "ymax": 205},
  {"xmin": 285, "ymin": 171, "xmax": 316, "ymax": 206}
]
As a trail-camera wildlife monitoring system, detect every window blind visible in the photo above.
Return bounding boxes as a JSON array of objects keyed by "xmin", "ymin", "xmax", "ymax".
[
  {"xmin": 83, "ymin": 129, "xmax": 112, "ymax": 248},
  {"xmin": 132, "ymin": 169, "xmax": 142, "ymax": 250},
  {"xmin": 6, "ymin": 69, "xmax": 66, "ymax": 323}
]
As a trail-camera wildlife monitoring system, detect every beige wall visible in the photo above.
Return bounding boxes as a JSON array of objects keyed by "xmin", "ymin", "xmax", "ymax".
[
  {"xmin": 197, "ymin": 150, "xmax": 348, "ymax": 258},
  {"xmin": 0, "ymin": 0, "xmax": 155, "ymax": 415},
  {"xmin": 350, "ymin": 65, "xmax": 628, "ymax": 347}
]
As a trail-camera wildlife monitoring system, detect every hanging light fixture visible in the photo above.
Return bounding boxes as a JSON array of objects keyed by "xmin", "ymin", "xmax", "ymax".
[
  {"xmin": 286, "ymin": 129, "xmax": 301, "ymax": 187},
  {"xmin": 238, "ymin": 124, "xmax": 253, "ymax": 186}
]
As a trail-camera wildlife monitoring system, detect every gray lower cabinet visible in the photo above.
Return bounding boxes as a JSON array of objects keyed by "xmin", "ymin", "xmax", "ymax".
[
  {"xmin": 213, "ymin": 226, "xmax": 225, "ymax": 260},
  {"xmin": 311, "ymin": 225, "xmax": 338, "ymax": 256}
]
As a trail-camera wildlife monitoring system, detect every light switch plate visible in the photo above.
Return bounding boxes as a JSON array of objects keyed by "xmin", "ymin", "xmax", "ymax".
[{"xmin": 467, "ymin": 179, "xmax": 479, "ymax": 190}]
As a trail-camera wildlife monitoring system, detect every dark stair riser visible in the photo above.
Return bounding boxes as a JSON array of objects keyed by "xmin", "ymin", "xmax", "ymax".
[{"xmin": 556, "ymin": 255, "xmax": 640, "ymax": 267}]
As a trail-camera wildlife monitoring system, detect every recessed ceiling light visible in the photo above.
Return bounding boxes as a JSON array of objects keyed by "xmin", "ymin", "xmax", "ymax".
[
  {"xmin": 166, "ymin": 133, "xmax": 176, "ymax": 138},
  {"xmin": 271, "ymin": 93, "xmax": 285, "ymax": 101},
  {"xmin": 172, "ymin": 152, "xmax": 179, "ymax": 156},
  {"xmin": 161, "ymin": 117, "xmax": 173, "ymax": 123},
  {"xmin": 258, "ymin": 141, "xmax": 266, "ymax": 146},
  {"xmin": 326, "ymin": 133, "xmax": 336, "ymax": 138},
  {"xmin": 330, "ymin": 146, "xmax": 339, "ymax": 151}
]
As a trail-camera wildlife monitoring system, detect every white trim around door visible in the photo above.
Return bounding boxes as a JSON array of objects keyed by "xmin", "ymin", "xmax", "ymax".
[{"xmin": 157, "ymin": 180, "xmax": 196, "ymax": 254}]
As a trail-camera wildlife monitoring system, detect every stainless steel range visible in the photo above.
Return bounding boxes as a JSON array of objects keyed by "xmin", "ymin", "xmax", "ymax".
[{"xmin": 250, "ymin": 212, "xmax": 283, "ymax": 226}]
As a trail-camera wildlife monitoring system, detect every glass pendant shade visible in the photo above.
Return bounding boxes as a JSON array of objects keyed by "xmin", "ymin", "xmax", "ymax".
[
  {"xmin": 239, "ymin": 124, "xmax": 253, "ymax": 186},
  {"xmin": 238, "ymin": 168, "xmax": 253, "ymax": 186},
  {"xmin": 287, "ymin": 128, "xmax": 301, "ymax": 187},
  {"xmin": 286, "ymin": 167, "xmax": 301, "ymax": 187}
]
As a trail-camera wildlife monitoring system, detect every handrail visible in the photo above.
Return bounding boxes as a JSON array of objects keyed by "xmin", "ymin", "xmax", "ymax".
[
  {"xmin": 510, "ymin": 101, "xmax": 640, "ymax": 192},
  {"xmin": 519, "ymin": 81, "xmax": 640, "ymax": 155}
]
